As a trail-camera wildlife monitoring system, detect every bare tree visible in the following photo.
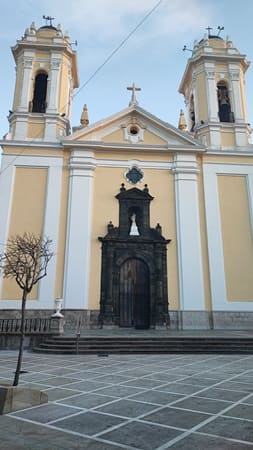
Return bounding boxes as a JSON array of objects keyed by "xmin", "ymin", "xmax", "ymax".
[{"xmin": 0, "ymin": 233, "xmax": 53, "ymax": 386}]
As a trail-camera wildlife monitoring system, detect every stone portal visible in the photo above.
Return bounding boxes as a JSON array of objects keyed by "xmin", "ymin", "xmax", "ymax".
[{"xmin": 98, "ymin": 184, "xmax": 170, "ymax": 328}]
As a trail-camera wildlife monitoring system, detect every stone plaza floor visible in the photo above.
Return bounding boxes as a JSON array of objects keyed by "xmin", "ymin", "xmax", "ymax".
[{"xmin": 0, "ymin": 350, "xmax": 253, "ymax": 449}]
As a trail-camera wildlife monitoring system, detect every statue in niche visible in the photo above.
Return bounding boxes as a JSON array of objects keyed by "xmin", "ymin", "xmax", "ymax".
[{"xmin": 129, "ymin": 213, "xmax": 139, "ymax": 236}]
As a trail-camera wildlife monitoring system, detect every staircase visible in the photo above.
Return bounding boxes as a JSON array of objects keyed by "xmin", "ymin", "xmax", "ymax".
[{"xmin": 33, "ymin": 334, "xmax": 253, "ymax": 354}]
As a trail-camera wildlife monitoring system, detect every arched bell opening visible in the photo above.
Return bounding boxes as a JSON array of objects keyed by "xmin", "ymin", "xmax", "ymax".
[
  {"xmin": 217, "ymin": 80, "xmax": 234, "ymax": 123},
  {"xmin": 31, "ymin": 72, "xmax": 48, "ymax": 113}
]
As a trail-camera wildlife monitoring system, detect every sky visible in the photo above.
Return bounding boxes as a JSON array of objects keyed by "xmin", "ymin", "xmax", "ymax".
[{"xmin": 1, "ymin": 0, "xmax": 253, "ymax": 138}]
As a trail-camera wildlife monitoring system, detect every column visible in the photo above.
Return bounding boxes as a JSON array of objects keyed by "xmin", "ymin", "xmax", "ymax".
[
  {"xmin": 229, "ymin": 67, "xmax": 244, "ymax": 123},
  {"xmin": 17, "ymin": 51, "xmax": 34, "ymax": 112},
  {"xmin": 172, "ymin": 153, "xmax": 205, "ymax": 310},
  {"xmin": 205, "ymin": 63, "xmax": 219, "ymax": 122},
  {"xmin": 64, "ymin": 150, "xmax": 96, "ymax": 309},
  {"xmin": 46, "ymin": 55, "xmax": 61, "ymax": 113}
]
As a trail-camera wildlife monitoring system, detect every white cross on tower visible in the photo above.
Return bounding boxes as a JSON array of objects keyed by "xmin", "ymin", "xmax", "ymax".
[{"xmin": 127, "ymin": 82, "xmax": 141, "ymax": 106}]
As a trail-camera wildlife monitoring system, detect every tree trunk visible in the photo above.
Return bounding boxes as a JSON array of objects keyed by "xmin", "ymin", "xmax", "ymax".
[{"xmin": 13, "ymin": 289, "xmax": 27, "ymax": 386}]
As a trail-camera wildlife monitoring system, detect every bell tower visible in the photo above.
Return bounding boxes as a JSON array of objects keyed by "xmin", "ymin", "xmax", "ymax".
[
  {"xmin": 179, "ymin": 28, "xmax": 251, "ymax": 149},
  {"xmin": 7, "ymin": 17, "xmax": 79, "ymax": 142}
]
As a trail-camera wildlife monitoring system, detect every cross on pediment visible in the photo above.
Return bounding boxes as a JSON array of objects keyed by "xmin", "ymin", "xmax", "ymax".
[{"xmin": 127, "ymin": 82, "xmax": 141, "ymax": 106}]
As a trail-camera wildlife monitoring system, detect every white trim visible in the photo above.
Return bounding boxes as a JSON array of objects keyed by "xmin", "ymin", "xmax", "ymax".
[
  {"xmin": 203, "ymin": 162, "xmax": 253, "ymax": 310},
  {"xmin": 0, "ymin": 155, "xmax": 63, "ymax": 309},
  {"xmin": 96, "ymin": 158, "xmax": 172, "ymax": 170}
]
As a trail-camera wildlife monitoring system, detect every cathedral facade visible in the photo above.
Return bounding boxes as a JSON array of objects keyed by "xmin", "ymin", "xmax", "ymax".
[{"xmin": 0, "ymin": 21, "xmax": 253, "ymax": 329}]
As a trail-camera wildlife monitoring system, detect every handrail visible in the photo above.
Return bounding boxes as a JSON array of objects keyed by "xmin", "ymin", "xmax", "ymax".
[{"xmin": 0, "ymin": 317, "xmax": 56, "ymax": 335}]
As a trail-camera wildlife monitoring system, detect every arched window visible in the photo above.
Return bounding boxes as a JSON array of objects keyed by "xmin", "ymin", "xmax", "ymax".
[
  {"xmin": 217, "ymin": 81, "xmax": 234, "ymax": 122},
  {"xmin": 32, "ymin": 72, "xmax": 48, "ymax": 113}
]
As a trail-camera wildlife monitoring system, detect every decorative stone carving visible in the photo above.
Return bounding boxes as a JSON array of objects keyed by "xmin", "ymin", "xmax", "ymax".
[{"xmin": 125, "ymin": 166, "xmax": 144, "ymax": 184}]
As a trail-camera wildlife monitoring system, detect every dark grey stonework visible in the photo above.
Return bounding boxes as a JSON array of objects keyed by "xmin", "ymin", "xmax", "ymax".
[{"xmin": 1, "ymin": 309, "xmax": 253, "ymax": 333}]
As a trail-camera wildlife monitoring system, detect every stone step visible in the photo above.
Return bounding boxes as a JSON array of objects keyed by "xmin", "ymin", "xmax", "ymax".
[{"xmin": 33, "ymin": 335, "xmax": 253, "ymax": 354}]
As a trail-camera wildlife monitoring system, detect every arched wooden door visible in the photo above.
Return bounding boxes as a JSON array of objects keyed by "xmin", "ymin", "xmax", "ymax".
[{"xmin": 119, "ymin": 258, "xmax": 150, "ymax": 329}]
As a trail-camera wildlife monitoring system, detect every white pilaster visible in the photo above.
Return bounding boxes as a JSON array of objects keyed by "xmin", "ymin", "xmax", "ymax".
[
  {"xmin": 229, "ymin": 66, "xmax": 244, "ymax": 123},
  {"xmin": 46, "ymin": 55, "xmax": 61, "ymax": 114},
  {"xmin": 192, "ymin": 75, "xmax": 199, "ymax": 124},
  {"xmin": 17, "ymin": 51, "xmax": 34, "ymax": 112},
  {"xmin": 205, "ymin": 63, "xmax": 219, "ymax": 122},
  {"xmin": 44, "ymin": 118, "xmax": 58, "ymax": 141},
  {"xmin": 12, "ymin": 116, "xmax": 28, "ymax": 140},
  {"xmin": 172, "ymin": 153, "xmax": 205, "ymax": 310},
  {"xmin": 64, "ymin": 150, "xmax": 96, "ymax": 309}
]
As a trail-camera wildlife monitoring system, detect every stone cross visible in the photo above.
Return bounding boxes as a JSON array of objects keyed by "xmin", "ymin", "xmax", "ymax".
[{"xmin": 127, "ymin": 83, "xmax": 141, "ymax": 106}]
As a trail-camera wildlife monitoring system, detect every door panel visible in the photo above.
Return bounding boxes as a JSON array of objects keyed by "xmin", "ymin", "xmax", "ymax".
[{"xmin": 119, "ymin": 259, "xmax": 150, "ymax": 328}]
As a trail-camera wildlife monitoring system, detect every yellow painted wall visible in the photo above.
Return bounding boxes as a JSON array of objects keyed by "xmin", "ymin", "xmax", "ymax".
[
  {"xmin": 27, "ymin": 120, "xmax": 45, "ymax": 139},
  {"xmin": 204, "ymin": 155, "xmax": 253, "ymax": 165},
  {"xmin": 218, "ymin": 175, "xmax": 253, "ymax": 301},
  {"xmin": 103, "ymin": 129, "xmax": 167, "ymax": 145},
  {"xmin": 88, "ymin": 166, "xmax": 179, "ymax": 310},
  {"xmin": 2, "ymin": 167, "xmax": 48, "ymax": 300},
  {"xmin": 103, "ymin": 129, "xmax": 124, "ymax": 142},
  {"xmin": 220, "ymin": 130, "xmax": 235, "ymax": 147},
  {"xmin": 196, "ymin": 72, "xmax": 208, "ymax": 121}
]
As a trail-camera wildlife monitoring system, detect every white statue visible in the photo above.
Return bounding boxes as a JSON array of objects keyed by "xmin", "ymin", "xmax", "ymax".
[{"xmin": 129, "ymin": 213, "xmax": 139, "ymax": 236}]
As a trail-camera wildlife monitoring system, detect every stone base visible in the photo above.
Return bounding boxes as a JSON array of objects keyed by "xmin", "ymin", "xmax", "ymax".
[
  {"xmin": 0, "ymin": 385, "xmax": 48, "ymax": 414},
  {"xmin": 1, "ymin": 309, "xmax": 253, "ymax": 332}
]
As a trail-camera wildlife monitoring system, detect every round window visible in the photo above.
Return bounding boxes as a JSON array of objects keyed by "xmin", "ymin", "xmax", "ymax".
[{"xmin": 129, "ymin": 126, "xmax": 139, "ymax": 135}]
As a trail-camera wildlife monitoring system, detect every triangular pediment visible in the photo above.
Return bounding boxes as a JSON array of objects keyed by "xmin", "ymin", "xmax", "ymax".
[{"xmin": 64, "ymin": 105, "xmax": 205, "ymax": 151}]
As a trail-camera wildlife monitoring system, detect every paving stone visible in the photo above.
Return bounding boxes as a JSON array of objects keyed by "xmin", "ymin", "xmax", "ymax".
[
  {"xmin": 156, "ymin": 383, "xmax": 205, "ymax": 395},
  {"xmin": 129, "ymin": 390, "xmax": 183, "ymax": 405},
  {"xmin": 39, "ymin": 376, "xmax": 82, "ymax": 387},
  {"xmin": 1, "ymin": 351, "xmax": 253, "ymax": 449},
  {"xmin": 52, "ymin": 410, "xmax": 125, "ymax": 436},
  {"xmin": 91, "ymin": 374, "xmax": 135, "ymax": 383},
  {"xmin": 63, "ymin": 379, "xmax": 110, "ymax": 391},
  {"xmin": 100, "ymin": 420, "xmax": 182, "ymax": 450},
  {"xmin": 43, "ymin": 387, "xmax": 82, "ymax": 401},
  {"xmin": 94, "ymin": 384, "xmax": 145, "ymax": 397},
  {"xmin": 199, "ymin": 416, "xmax": 253, "ymax": 442},
  {"xmin": 223, "ymin": 403, "xmax": 253, "ymax": 421},
  {"xmin": 121, "ymin": 377, "xmax": 168, "ymax": 389},
  {"xmin": 143, "ymin": 406, "xmax": 210, "ymax": 429},
  {"xmin": 182, "ymin": 376, "xmax": 220, "ymax": 387},
  {"xmin": 0, "ymin": 415, "xmax": 123, "ymax": 450},
  {"xmin": 57, "ymin": 392, "xmax": 117, "ymax": 409},
  {"xmin": 195, "ymin": 387, "xmax": 250, "ymax": 402},
  {"xmin": 243, "ymin": 394, "xmax": 253, "ymax": 405},
  {"xmin": 218, "ymin": 381, "xmax": 253, "ymax": 392},
  {"xmin": 174, "ymin": 396, "xmax": 231, "ymax": 414},
  {"xmin": 96, "ymin": 398, "xmax": 158, "ymax": 418},
  {"xmin": 170, "ymin": 432, "xmax": 253, "ymax": 449},
  {"xmin": 12, "ymin": 403, "xmax": 80, "ymax": 423}
]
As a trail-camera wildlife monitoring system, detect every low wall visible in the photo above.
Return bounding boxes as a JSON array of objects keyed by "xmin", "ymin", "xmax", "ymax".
[{"xmin": 1, "ymin": 309, "xmax": 253, "ymax": 332}]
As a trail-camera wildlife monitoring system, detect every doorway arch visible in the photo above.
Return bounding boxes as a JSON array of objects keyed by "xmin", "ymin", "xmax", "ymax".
[{"xmin": 119, "ymin": 258, "xmax": 150, "ymax": 329}]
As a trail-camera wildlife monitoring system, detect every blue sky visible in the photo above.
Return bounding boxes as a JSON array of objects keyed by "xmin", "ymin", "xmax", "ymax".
[{"xmin": 1, "ymin": 0, "xmax": 253, "ymax": 138}]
